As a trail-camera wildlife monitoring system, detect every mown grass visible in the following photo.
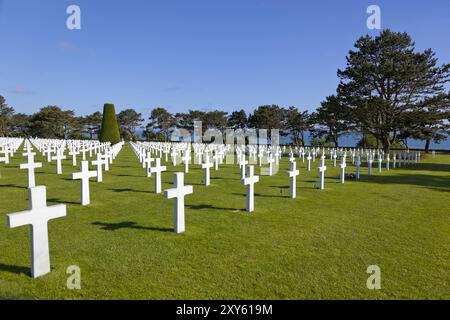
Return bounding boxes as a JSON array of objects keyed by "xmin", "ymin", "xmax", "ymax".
[{"xmin": 0, "ymin": 144, "xmax": 449, "ymax": 299}]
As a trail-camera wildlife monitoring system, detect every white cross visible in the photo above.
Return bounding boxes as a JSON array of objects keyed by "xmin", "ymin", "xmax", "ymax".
[
  {"xmin": 240, "ymin": 154, "xmax": 248, "ymax": 180},
  {"xmin": 43, "ymin": 147, "xmax": 52, "ymax": 163},
  {"xmin": 52, "ymin": 150, "xmax": 66, "ymax": 175},
  {"xmin": 171, "ymin": 150, "xmax": 178, "ymax": 166},
  {"xmin": 201, "ymin": 154, "xmax": 213, "ymax": 186},
  {"xmin": 7, "ymin": 186, "xmax": 66, "ymax": 278},
  {"xmin": 241, "ymin": 165, "xmax": 259, "ymax": 212},
  {"xmin": 213, "ymin": 151, "xmax": 221, "ymax": 171},
  {"xmin": 72, "ymin": 161, "xmax": 97, "ymax": 206},
  {"xmin": 355, "ymin": 155, "xmax": 361, "ymax": 179},
  {"xmin": 182, "ymin": 151, "xmax": 190, "ymax": 173},
  {"xmin": 367, "ymin": 156, "xmax": 373, "ymax": 175},
  {"xmin": 145, "ymin": 152, "xmax": 154, "ymax": 177},
  {"xmin": 306, "ymin": 153, "xmax": 312, "ymax": 172},
  {"xmin": 339, "ymin": 156, "xmax": 347, "ymax": 184},
  {"xmin": 378, "ymin": 156, "xmax": 383, "ymax": 173},
  {"xmin": 287, "ymin": 161, "xmax": 299, "ymax": 198},
  {"xmin": 149, "ymin": 158, "xmax": 167, "ymax": 194},
  {"xmin": 20, "ymin": 152, "xmax": 42, "ymax": 188},
  {"xmin": 318, "ymin": 155, "xmax": 327, "ymax": 190},
  {"xmin": 164, "ymin": 173, "xmax": 193, "ymax": 234},
  {"xmin": 267, "ymin": 154, "xmax": 274, "ymax": 176},
  {"xmin": 92, "ymin": 153, "xmax": 106, "ymax": 182},
  {"xmin": 68, "ymin": 149, "xmax": 79, "ymax": 166}
]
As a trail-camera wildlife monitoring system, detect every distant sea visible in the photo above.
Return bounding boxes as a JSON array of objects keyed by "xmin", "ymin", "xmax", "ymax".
[{"xmin": 135, "ymin": 130, "xmax": 450, "ymax": 150}]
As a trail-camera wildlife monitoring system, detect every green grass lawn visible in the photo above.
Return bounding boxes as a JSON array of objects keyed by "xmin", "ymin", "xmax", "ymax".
[{"xmin": 0, "ymin": 144, "xmax": 449, "ymax": 299}]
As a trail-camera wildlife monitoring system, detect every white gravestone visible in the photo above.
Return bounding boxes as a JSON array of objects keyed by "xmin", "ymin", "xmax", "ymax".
[
  {"xmin": 7, "ymin": 186, "xmax": 66, "ymax": 278},
  {"xmin": 92, "ymin": 153, "xmax": 106, "ymax": 182},
  {"xmin": 52, "ymin": 151, "xmax": 66, "ymax": 175},
  {"xmin": 306, "ymin": 153, "xmax": 312, "ymax": 172},
  {"xmin": 241, "ymin": 165, "xmax": 259, "ymax": 212},
  {"xmin": 287, "ymin": 161, "xmax": 299, "ymax": 198},
  {"xmin": 355, "ymin": 155, "xmax": 361, "ymax": 180},
  {"xmin": 318, "ymin": 155, "xmax": 327, "ymax": 190},
  {"xmin": 149, "ymin": 158, "xmax": 166, "ymax": 194},
  {"xmin": 201, "ymin": 155, "xmax": 213, "ymax": 186},
  {"xmin": 72, "ymin": 161, "xmax": 97, "ymax": 206},
  {"xmin": 339, "ymin": 157, "xmax": 347, "ymax": 184},
  {"xmin": 20, "ymin": 153, "xmax": 42, "ymax": 188},
  {"xmin": 164, "ymin": 173, "xmax": 193, "ymax": 234}
]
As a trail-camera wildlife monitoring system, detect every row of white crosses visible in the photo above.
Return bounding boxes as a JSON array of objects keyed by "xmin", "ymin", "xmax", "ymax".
[
  {"xmin": 131, "ymin": 141, "xmax": 427, "ymax": 233},
  {"xmin": 4, "ymin": 138, "xmax": 125, "ymax": 278}
]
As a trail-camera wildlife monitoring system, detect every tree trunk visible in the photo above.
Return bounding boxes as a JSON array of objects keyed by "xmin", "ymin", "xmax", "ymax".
[
  {"xmin": 382, "ymin": 137, "xmax": 390, "ymax": 154},
  {"xmin": 424, "ymin": 139, "xmax": 431, "ymax": 153}
]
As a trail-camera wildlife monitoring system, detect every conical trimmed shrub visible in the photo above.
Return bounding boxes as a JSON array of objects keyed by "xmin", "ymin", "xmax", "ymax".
[{"xmin": 99, "ymin": 103, "xmax": 121, "ymax": 144}]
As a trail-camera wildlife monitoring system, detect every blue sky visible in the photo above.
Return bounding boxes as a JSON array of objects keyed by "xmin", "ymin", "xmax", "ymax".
[{"xmin": 1, "ymin": 0, "xmax": 449, "ymax": 119}]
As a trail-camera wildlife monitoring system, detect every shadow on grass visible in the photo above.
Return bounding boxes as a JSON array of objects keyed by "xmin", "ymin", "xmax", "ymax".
[
  {"xmin": 231, "ymin": 192, "xmax": 287, "ymax": 199},
  {"xmin": 0, "ymin": 263, "xmax": 29, "ymax": 276},
  {"xmin": 112, "ymin": 174, "xmax": 144, "ymax": 178},
  {"xmin": 108, "ymin": 188, "xmax": 149, "ymax": 194},
  {"xmin": 358, "ymin": 173, "xmax": 450, "ymax": 191},
  {"xmin": 47, "ymin": 198, "xmax": 80, "ymax": 205},
  {"xmin": 0, "ymin": 184, "xmax": 27, "ymax": 189},
  {"xmin": 186, "ymin": 204, "xmax": 245, "ymax": 212},
  {"xmin": 92, "ymin": 221, "xmax": 172, "ymax": 232}
]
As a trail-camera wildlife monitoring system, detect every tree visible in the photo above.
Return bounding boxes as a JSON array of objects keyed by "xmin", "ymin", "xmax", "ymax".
[
  {"xmin": 285, "ymin": 107, "xmax": 312, "ymax": 147},
  {"xmin": 0, "ymin": 95, "xmax": 15, "ymax": 136},
  {"xmin": 10, "ymin": 113, "xmax": 31, "ymax": 137},
  {"xmin": 337, "ymin": 29, "xmax": 450, "ymax": 152},
  {"xmin": 202, "ymin": 110, "xmax": 228, "ymax": 131},
  {"xmin": 118, "ymin": 108, "xmax": 143, "ymax": 141},
  {"xmin": 145, "ymin": 107, "xmax": 175, "ymax": 141},
  {"xmin": 99, "ymin": 103, "xmax": 121, "ymax": 144},
  {"xmin": 227, "ymin": 109, "xmax": 248, "ymax": 129},
  {"xmin": 311, "ymin": 95, "xmax": 351, "ymax": 147},
  {"xmin": 84, "ymin": 111, "xmax": 103, "ymax": 139},
  {"xmin": 29, "ymin": 106, "xmax": 75, "ymax": 139},
  {"xmin": 248, "ymin": 105, "xmax": 286, "ymax": 129},
  {"xmin": 405, "ymin": 93, "xmax": 450, "ymax": 152}
]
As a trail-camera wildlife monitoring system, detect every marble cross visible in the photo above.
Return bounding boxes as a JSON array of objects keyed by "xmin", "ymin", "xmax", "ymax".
[
  {"xmin": 164, "ymin": 173, "xmax": 193, "ymax": 234},
  {"xmin": 241, "ymin": 165, "xmax": 259, "ymax": 212},
  {"xmin": 355, "ymin": 155, "xmax": 361, "ymax": 180},
  {"xmin": 7, "ymin": 186, "xmax": 66, "ymax": 278},
  {"xmin": 240, "ymin": 154, "xmax": 248, "ymax": 180},
  {"xmin": 72, "ymin": 161, "xmax": 97, "ymax": 206},
  {"xmin": 201, "ymin": 154, "xmax": 213, "ymax": 186},
  {"xmin": 92, "ymin": 153, "xmax": 106, "ymax": 182},
  {"xmin": 287, "ymin": 161, "xmax": 299, "ymax": 198},
  {"xmin": 182, "ymin": 151, "xmax": 190, "ymax": 173},
  {"xmin": 318, "ymin": 155, "xmax": 327, "ymax": 190},
  {"xmin": 339, "ymin": 156, "xmax": 347, "ymax": 184},
  {"xmin": 306, "ymin": 153, "xmax": 312, "ymax": 172},
  {"xmin": 149, "ymin": 158, "xmax": 167, "ymax": 193},
  {"xmin": 20, "ymin": 152, "xmax": 42, "ymax": 188},
  {"xmin": 52, "ymin": 151, "xmax": 66, "ymax": 175}
]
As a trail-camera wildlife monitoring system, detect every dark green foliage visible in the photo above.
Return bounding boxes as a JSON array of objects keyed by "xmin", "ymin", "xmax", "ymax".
[
  {"xmin": 0, "ymin": 95, "xmax": 15, "ymax": 136},
  {"xmin": 227, "ymin": 109, "xmax": 248, "ymax": 129},
  {"xmin": 117, "ymin": 108, "xmax": 143, "ymax": 141},
  {"xmin": 99, "ymin": 103, "xmax": 121, "ymax": 144},
  {"xmin": 145, "ymin": 107, "xmax": 176, "ymax": 141},
  {"xmin": 337, "ymin": 29, "xmax": 450, "ymax": 152}
]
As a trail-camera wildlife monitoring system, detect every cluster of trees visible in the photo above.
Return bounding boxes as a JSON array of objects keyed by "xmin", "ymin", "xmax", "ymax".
[
  {"xmin": 1, "ymin": 30, "xmax": 449, "ymax": 152},
  {"xmin": 146, "ymin": 30, "xmax": 450, "ymax": 152},
  {"xmin": 0, "ymin": 98, "xmax": 143, "ymax": 141}
]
